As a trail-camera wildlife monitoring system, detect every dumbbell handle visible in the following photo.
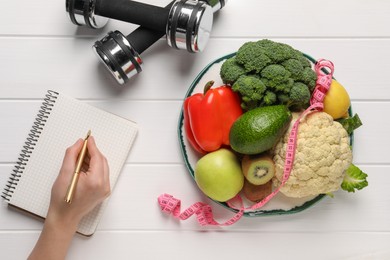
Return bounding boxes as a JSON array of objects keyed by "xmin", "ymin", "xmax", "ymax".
[
  {"xmin": 95, "ymin": 0, "xmax": 169, "ymax": 32},
  {"xmin": 127, "ymin": 27, "xmax": 165, "ymax": 55},
  {"xmin": 124, "ymin": 1, "xmax": 174, "ymax": 54}
]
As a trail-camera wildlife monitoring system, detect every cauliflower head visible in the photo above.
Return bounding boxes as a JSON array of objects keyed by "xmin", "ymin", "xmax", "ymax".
[{"xmin": 272, "ymin": 112, "xmax": 352, "ymax": 198}]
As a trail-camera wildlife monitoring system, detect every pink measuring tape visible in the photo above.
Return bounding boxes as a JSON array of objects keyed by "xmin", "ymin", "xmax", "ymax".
[{"xmin": 158, "ymin": 59, "xmax": 335, "ymax": 226}]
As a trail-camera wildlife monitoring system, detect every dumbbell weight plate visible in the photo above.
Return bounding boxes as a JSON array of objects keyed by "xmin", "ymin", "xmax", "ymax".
[{"xmin": 66, "ymin": 0, "xmax": 108, "ymax": 29}]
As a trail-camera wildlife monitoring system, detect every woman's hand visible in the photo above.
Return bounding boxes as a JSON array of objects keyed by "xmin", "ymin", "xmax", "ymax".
[
  {"xmin": 48, "ymin": 136, "xmax": 111, "ymax": 227},
  {"xmin": 28, "ymin": 136, "xmax": 110, "ymax": 260}
]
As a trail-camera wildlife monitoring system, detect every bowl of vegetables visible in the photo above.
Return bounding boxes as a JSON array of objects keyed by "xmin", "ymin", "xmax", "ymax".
[{"xmin": 178, "ymin": 39, "xmax": 367, "ymax": 217}]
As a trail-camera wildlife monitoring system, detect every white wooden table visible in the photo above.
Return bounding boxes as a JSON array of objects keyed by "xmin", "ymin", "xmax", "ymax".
[{"xmin": 1, "ymin": 0, "xmax": 389, "ymax": 259}]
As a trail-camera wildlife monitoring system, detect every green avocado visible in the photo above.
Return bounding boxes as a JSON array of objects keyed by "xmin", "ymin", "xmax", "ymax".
[{"xmin": 229, "ymin": 105, "xmax": 292, "ymax": 154}]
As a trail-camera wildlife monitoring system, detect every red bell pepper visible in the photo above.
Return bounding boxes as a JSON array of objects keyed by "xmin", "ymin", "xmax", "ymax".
[{"xmin": 183, "ymin": 81, "xmax": 243, "ymax": 154}]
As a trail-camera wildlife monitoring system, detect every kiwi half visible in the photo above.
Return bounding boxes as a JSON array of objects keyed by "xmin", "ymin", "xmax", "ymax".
[
  {"xmin": 242, "ymin": 153, "xmax": 275, "ymax": 185},
  {"xmin": 243, "ymin": 179, "xmax": 272, "ymax": 203}
]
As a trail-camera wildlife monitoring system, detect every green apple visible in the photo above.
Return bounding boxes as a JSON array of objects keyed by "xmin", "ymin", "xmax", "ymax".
[{"xmin": 194, "ymin": 149, "xmax": 244, "ymax": 202}]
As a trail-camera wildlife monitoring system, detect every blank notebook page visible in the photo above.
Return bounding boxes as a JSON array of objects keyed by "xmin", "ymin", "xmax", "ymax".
[{"xmin": 6, "ymin": 91, "xmax": 138, "ymax": 236}]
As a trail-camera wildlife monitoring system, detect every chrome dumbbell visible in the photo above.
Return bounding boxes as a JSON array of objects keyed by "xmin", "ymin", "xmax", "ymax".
[
  {"xmin": 66, "ymin": 0, "xmax": 214, "ymax": 53},
  {"xmin": 66, "ymin": 0, "xmax": 225, "ymax": 29},
  {"xmin": 92, "ymin": 0, "xmax": 226, "ymax": 84}
]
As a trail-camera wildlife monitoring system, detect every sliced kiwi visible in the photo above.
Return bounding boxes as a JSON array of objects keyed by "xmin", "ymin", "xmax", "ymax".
[
  {"xmin": 241, "ymin": 153, "xmax": 275, "ymax": 185},
  {"xmin": 243, "ymin": 179, "xmax": 272, "ymax": 203}
]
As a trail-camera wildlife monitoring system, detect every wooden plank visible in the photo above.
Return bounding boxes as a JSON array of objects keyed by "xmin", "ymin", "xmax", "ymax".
[
  {"xmin": 0, "ymin": 0, "xmax": 389, "ymax": 37},
  {"xmin": 0, "ymin": 100, "xmax": 387, "ymax": 164},
  {"xmin": 0, "ymin": 230, "xmax": 389, "ymax": 259},
  {"xmin": 0, "ymin": 164, "xmax": 386, "ymax": 232},
  {"xmin": 0, "ymin": 100, "xmax": 182, "ymax": 164},
  {"xmin": 0, "ymin": 38, "xmax": 388, "ymax": 100}
]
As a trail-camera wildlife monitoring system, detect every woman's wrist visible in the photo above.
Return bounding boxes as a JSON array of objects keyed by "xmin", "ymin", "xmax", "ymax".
[
  {"xmin": 28, "ymin": 209, "xmax": 79, "ymax": 260},
  {"xmin": 45, "ymin": 208, "xmax": 80, "ymax": 235}
]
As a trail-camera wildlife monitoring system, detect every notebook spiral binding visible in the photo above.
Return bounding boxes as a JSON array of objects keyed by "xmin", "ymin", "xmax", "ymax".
[{"xmin": 2, "ymin": 90, "xmax": 59, "ymax": 201}]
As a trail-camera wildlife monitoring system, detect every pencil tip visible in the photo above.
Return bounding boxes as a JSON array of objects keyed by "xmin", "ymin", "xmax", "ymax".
[{"xmin": 86, "ymin": 130, "xmax": 91, "ymax": 139}]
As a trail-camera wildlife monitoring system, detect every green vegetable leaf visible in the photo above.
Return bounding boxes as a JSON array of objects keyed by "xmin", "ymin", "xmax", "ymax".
[
  {"xmin": 337, "ymin": 114, "xmax": 363, "ymax": 135},
  {"xmin": 341, "ymin": 164, "xmax": 368, "ymax": 192},
  {"xmin": 326, "ymin": 192, "xmax": 335, "ymax": 198}
]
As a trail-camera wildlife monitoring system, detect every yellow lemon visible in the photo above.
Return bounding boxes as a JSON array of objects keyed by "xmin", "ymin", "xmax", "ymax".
[{"xmin": 323, "ymin": 80, "xmax": 350, "ymax": 119}]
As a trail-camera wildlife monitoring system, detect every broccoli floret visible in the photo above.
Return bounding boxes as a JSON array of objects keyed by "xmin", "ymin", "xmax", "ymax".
[
  {"xmin": 232, "ymin": 75, "xmax": 266, "ymax": 100},
  {"xmin": 262, "ymin": 91, "xmax": 277, "ymax": 106},
  {"xmin": 236, "ymin": 40, "xmax": 303, "ymax": 73},
  {"xmin": 240, "ymin": 98, "xmax": 258, "ymax": 111},
  {"xmin": 300, "ymin": 67, "xmax": 317, "ymax": 91},
  {"xmin": 296, "ymin": 53, "xmax": 312, "ymax": 68},
  {"xmin": 220, "ymin": 39, "xmax": 318, "ymax": 110},
  {"xmin": 278, "ymin": 78, "xmax": 294, "ymax": 93},
  {"xmin": 289, "ymin": 82, "xmax": 311, "ymax": 110},
  {"xmin": 283, "ymin": 58, "xmax": 317, "ymax": 91},
  {"xmin": 260, "ymin": 64, "xmax": 293, "ymax": 93},
  {"xmin": 232, "ymin": 75, "xmax": 267, "ymax": 110},
  {"xmin": 220, "ymin": 57, "xmax": 246, "ymax": 85},
  {"xmin": 282, "ymin": 59, "xmax": 304, "ymax": 81},
  {"xmin": 261, "ymin": 64, "xmax": 291, "ymax": 81},
  {"xmin": 341, "ymin": 164, "xmax": 368, "ymax": 192},
  {"xmin": 257, "ymin": 39, "xmax": 297, "ymax": 63},
  {"xmin": 277, "ymin": 93, "xmax": 290, "ymax": 104},
  {"xmin": 235, "ymin": 41, "xmax": 271, "ymax": 73}
]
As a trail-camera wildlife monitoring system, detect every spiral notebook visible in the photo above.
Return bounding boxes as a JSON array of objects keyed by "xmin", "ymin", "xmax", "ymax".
[{"xmin": 1, "ymin": 90, "xmax": 138, "ymax": 236}]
